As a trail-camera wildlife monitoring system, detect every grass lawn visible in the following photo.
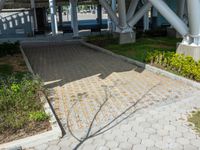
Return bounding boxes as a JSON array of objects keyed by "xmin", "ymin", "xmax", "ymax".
[
  {"xmin": 87, "ymin": 34, "xmax": 181, "ymax": 62},
  {"xmin": 188, "ymin": 111, "xmax": 200, "ymax": 134}
]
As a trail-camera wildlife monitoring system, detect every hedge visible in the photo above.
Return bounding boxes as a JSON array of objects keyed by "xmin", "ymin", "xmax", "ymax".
[{"xmin": 145, "ymin": 51, "xmax": 200, "ymax": 82}]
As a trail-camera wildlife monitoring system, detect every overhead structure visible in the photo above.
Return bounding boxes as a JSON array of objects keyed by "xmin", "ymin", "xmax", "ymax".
[{"xmin": 1, "ymin": 0, "xmax": 200, "ymax": 60}]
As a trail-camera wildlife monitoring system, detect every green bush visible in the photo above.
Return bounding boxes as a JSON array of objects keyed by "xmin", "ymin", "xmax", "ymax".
[
  {"xmin": 29, "ymin": 111, "xmax": 49, "ymax": 122},
  {"xmin": 0, "ymin": 41, "xmax": 20, "ymax": 57},
  {"xmin": 145, "ymin": 51, "xmax": 200, "ymax": 82},
  {"xmin": 0, "ymin": 74, "xmax": 48, "ymax": 133}
]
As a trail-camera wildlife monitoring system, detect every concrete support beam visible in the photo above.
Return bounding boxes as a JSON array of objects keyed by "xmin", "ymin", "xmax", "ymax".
[
  {"xmin": 128, "ymin": 2, "xmax": 152, "ymax": 27},
  {"xmin": 70, "ymin": 0, "xmax": 79, "ymax": 38},
  {"xmin": 49, "ymin": 0, "xmax": 58, "ymax": 35},
  {"xmin": 99, "ymin": 0, "xmax": 119, "ymax": 26},
  {"xmin": 126, "ymin": 0, "xmax": 140, "ymax": 21},
  {"xmin": 148, "ymin": 0, "xmax": 188, "ymax": 37},
  {"xmin": 187, "ymin": 0, "xmax": 200, "ymax": 45},
  {"xmin": 31, "ymin": 0, "xmax": 38, "ymax": 31},
  {"xmin": 58, "ymin": 5, "xmax": 63, "ymax": 27}
]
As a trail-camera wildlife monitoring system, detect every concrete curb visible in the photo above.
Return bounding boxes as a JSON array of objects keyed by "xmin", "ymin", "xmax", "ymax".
[
  {"xmin": 81, "ymin": 40, "xmax": 200, "ymax": 90},
  {"xmin": 0, "ymin": 46, "xmax": 63, "ymax": 150}
]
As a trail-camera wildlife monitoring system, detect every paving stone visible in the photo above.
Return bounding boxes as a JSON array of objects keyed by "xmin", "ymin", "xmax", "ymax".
[
  {"xmin": 46, "ymin": 145, "xmax": 60, "ymax": 150},
  {"xmin": 191, "ymin": 139, "xmax": 200, "ymax": 147},
  {"xmin": 105, "ymin": 141, "xmax": 119, "ymax": 149},
  {"xmin": 183, "ymin": 144, "xmax": 198, "ymax": 150},
  {"xmin": 176, "ymin": 137, "xmax": 190, "ymax": 145},
  {"xmin": 96, "ymin": 146, "xmax": 110, "ymax": 150},
  {"xmin": 23, "ymin": 42, "xmax": 200, "ymax": 150},
  {"xmin": 155, "ymin": 141, "xmax": 168, "ymax": 149},
  {"xmin": 141, "ymin": 139, "xmax": 155, "ymax": 147},
  {"xmin": 34, "ymin": 144, "xmax": 48, "ymax": 150},
  {"xmin": 118, "ymin": 142, "xmax": 132, "ymax": 149},
  {"xmin": 132, "ymin": 144, "xmax": 147, "ymax": 150}
]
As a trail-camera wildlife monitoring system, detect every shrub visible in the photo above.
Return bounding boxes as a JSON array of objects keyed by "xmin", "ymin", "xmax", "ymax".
[
  {"xmin": 0, "ymin": 74, "xmax": 48, "ymax": 132},
  {"xmin": 0, "ymin": 41, "xmax": 20, "ymax": 57},
  {"xmin": 29, "ymin": 111, "xmax": 49, "ymax": 122},
  {"xmin": 145, "ymin": 51, "xmax": 200, "ymax": 82}
]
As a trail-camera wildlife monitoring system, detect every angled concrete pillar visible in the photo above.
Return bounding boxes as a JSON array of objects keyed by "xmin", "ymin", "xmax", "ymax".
[
  {"xmin": 31, "ymin": 0, "xmax": 38, "ymax": 31},
  {"xmin": 128, "ymin": 2, "xmax": 152, "ymax": 27},
  {"xmin": 99, "ymin": 0, "xmax": 119, "ymax": 26},
  {"xmin": 126, "ymin": 0, "xmax": 140, "ymax": 21},
  {"xmin": 148, "ymin": 0, "xmax": 188, "ymax": 37},
  {"xmin": 49, "ymin": 0, "xmax": 58, "ymax": 35},
  {"xmin": 70, "ymin": 0, "xmax": 79, "ymax": 38}
]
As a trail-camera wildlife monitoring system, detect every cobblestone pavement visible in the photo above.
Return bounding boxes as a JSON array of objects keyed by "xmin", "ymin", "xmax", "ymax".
[{"xmin": 23, "ymin": 41, "xmax": 200, "ymax": 150}]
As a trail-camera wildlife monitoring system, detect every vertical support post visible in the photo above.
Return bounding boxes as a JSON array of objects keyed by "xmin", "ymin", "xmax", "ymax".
[
  {"xmin": 117, "ymin": 0, "xmax": 127, "ymax": 29},
  {"xmin": 58, "ymin": 5, "xmax": 63, "ymax": 27},
  {"xmin": 186, "ymin": 0, "xmax": 200, "ymax": 45},
  {"xmin": 111, "ymin": 0, "xmax": 116, "ymax": 31},
  {"xmin": 97, "ymin": 4, "xmax": 102, "ymax": 26},
  {"xmin": 151, "ymin": 7, "xmax": 158, "ymax": 29},
  {"xmin": 70, "ymin": 0, "xmax": 79, "ymax": 38},
  {"xmin": 143, "ymin": 11, "xmax": 149, "ymax": 31},
  {"xmin": 0, "ymin": 0, "xmax": 5, "ymax": 11},
  {"xmin": 49, "ymin": 0, "xmax": 58, "ymax": 35},
  {"xmin": 30, "ymin": 0, "xmax": 38, "ymax": 31}
]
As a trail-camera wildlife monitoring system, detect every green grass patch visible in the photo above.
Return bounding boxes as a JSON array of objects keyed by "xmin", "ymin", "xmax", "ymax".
[
  {"xmin": 87, "ymin": 34, "xmax": 181, "ymax": 62},
  {"xmin": 188, "ymin": 111, "xmax": 200, "ymax": 133}
]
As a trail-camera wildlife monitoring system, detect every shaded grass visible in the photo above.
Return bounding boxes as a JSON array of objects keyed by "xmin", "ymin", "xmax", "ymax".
[
  {"xmin": 87, "ymin": 34, "xmax": 181, "ymax": 62},
  {"xmin": 188, "ymin": 111, "xmax": 200, "ymax": 133}
]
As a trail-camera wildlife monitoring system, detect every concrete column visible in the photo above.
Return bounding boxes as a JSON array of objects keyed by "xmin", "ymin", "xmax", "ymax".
[
  {"xmin": 187, "ymin": 0, "xmax": 200, "ymax": 45},
  {"xmin": 97, "ymin": 4, "xmax": 102, "ymax": 26},
  {"xmin": 70, "ymin": 0, "xmax": 79, "ymax": 38},
  {"xmin": 49, "ymin": 0, "xmax": 58, "ymax": 35},
  {"xmin": 58, "ymin": 5, "xmax": 63, "ymax": 27},
  {"xmin": 30, "ymin": 0, "xmax": 38, "ymax": 31},
  {"xmin": 177, "ymin": 0, "xmax": 186, "ymax": 19},
  {"xmin": 126, "ymin": 0, "xmax": 140, "ymax": 21},
  {"xmin": 148, "ymin": 0, "xmax": 188, "ymax": 37},
  {"xmin": 111, "ymin": 0, "xmax": 116, "ymax": 31},
  {"xmin": 143, "ymin": 11, "xmax": 149, "ymax": 31},
  {"xmin": 117, "ymin": 0, "xmax": 127, "ymax": 29}
]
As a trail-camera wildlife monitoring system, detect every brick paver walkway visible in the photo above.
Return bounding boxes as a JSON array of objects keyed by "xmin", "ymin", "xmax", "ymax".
[{"xmin": 23, "ymin": 41, "xmax": 200, "ymax": 150}]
